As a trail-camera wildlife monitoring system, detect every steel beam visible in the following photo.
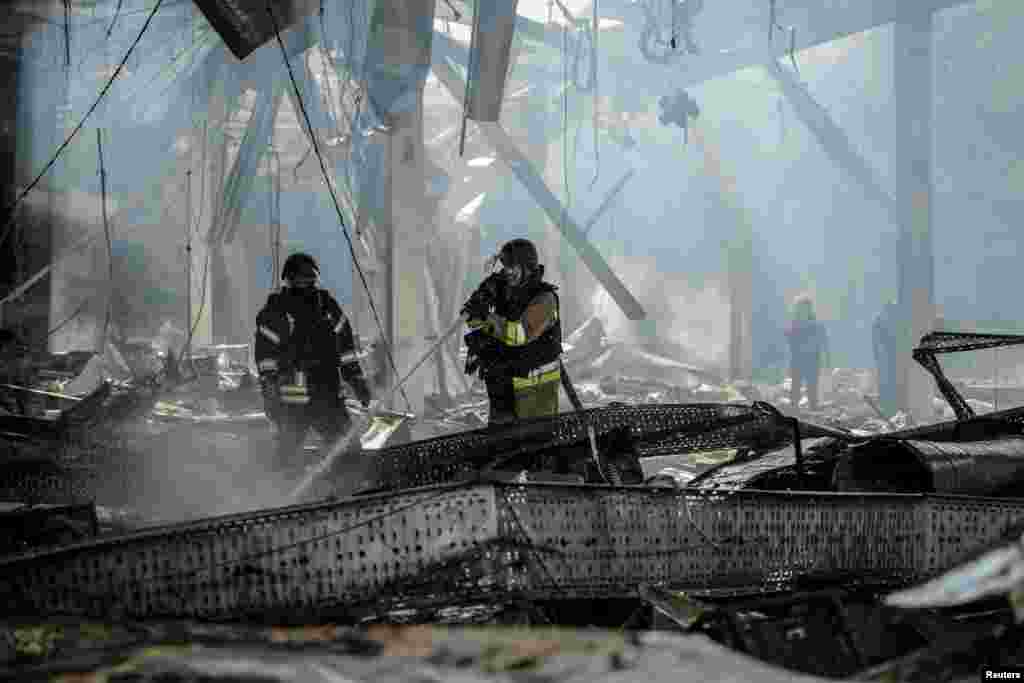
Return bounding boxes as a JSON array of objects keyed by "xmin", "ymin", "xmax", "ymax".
[
  {"xmin": 764, "ymin": 59, "xmax": 900, "ymax": 224},
  {"xmin": 431, "ymin": 43, "xmax": 646, "ymax": 321},
  {"xmin": 351, "ymin": 0, "xmax": 438, "ymax": 416}
]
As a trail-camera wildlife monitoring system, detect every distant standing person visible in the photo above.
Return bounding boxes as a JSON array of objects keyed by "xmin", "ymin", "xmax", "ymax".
[
  {"xmin": 872, "ymin": 300, "xmax": 901, "ymax": 416},
  {"xmin": 785, "ymin": 296, "xmax": 829, "ymax": 411}
]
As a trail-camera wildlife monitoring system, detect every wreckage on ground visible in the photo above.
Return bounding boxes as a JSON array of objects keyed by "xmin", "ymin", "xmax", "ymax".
[{"xmin": 2, "ymin": 330, "xmax": 1024, "ymax": 680}]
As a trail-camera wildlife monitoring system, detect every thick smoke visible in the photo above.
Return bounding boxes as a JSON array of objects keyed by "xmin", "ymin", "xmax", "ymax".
[{"xmin": 588, "ymin": 254, "xmax": 730, "ymax": 372}]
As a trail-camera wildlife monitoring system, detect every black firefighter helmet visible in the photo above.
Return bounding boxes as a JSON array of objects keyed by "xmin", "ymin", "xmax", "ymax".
[
  {"xmin": 281, "ymin": 252, "xmax": 320, "ymax": 286},
  {"xmin": 497, "ymin": 238, "xmax": 541, "ymax": 286}
]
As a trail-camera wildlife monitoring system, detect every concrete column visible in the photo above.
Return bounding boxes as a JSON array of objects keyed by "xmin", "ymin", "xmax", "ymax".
[
  {"xmin": 387, "ymin": 105, "xmax": 431, "ymax": 415},
  {"xmin": 894, "ymin": 13, "xmax": 935, "ymax": 422},
  {"xmin": 189, "ymin": 61, "xmax": 232, "ymax": 350},
  {"xmin": 356, "ymin": 0, "xmax": 437, "ymax": 416}
]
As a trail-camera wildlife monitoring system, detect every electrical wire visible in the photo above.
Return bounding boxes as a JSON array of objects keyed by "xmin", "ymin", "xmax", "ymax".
[
  {"xmin": 0, "ymin": 0, "xmax": 166, "ymax": 265},
  {"xmin": 63, "ymin": 0, "xmax": 71, "ymax": 69},
  {"xmin": 267, "ymin": 3, "xmax": 411, "ymax": 413},
  {"xmin": 97, "ymin": 129, "xmax": 114, "ymax": 352},
  {"xmin": 106, "ymin": 0, "xmax": 125, "ymax": 38},
  {"xmin": 183, "ymin": 14, "xmax": 207, "ymax": 364},
  {"xmin": 45, "ymin": 296, "xmax": 93, "ymax": 339},
  {"xmin": 188, "ymin": 250, "xmax": 211, "ymax": 343},
  {"xmin": 184, "ymin": 123, "xmax": 209, "ymax": 357}
]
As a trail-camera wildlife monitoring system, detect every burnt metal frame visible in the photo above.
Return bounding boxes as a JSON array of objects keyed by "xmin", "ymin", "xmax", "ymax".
[{"xmin": 912, "ymin": 331, "xmax": 1024, "ymax": 422}]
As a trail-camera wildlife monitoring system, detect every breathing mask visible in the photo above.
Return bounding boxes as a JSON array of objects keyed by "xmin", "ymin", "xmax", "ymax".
[
  {"xmin": 484, "ymin": 253, "xmax": 524, "ymax": 288},
  {"xmin": 286, "ymin": 264, "xmax": 320, "ymax": 289}
]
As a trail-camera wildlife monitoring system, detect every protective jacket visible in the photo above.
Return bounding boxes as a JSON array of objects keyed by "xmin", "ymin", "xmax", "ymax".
[
  {"xmin": 467, "ymin": 278, "xmax": 563, "ymax": 421},
  {"xmin": 255, "ymin": 287, "xmax": 369, "ymax": 405}
]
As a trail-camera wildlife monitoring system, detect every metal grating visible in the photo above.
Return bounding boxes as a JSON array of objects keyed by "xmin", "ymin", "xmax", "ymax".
[
  {"xmin": 0, "ymin": 484, "xmax": 498, "ymax": 619},
  {"xmin": 0, "ymin": 403, "xmax": 849, "ymax": 503},
  {"xmin": 494, "ymin": 487, "xmax": 924, "ymax": 598},
  {"xmin": 0, "ymin": 458, "xmax": 96, "ymax": 505},
  {"xmin": 369, "ymin": 403, "xmax": 838, "ymax": 491},
  {"xmin": 3, "ymin": 484, "xmax": 1024, "ymax": 620}
]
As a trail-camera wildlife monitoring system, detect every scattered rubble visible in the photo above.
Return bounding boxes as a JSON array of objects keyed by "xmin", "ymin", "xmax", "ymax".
[{"xmin": 3, "ymin": 327, "xmax": 1024, "ymax": 682}]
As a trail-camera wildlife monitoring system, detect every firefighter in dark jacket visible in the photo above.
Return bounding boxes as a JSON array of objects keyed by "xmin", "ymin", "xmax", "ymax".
[
  {"xmin": 461, "ymin": 239, "xmax": 563, "ymax": 425},
  {"xmin": 255, "ymin": 252, "xmax": 372, "ymax": 475}
]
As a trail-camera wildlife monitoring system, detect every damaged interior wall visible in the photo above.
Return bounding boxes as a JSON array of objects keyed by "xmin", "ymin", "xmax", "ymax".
[{"xmin": 3, "ymin": 0, "xmax": 1024, "ymax": 416}]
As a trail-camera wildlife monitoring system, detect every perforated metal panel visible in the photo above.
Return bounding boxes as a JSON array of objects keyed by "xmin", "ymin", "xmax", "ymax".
[
  {"xmin": 0, "ymin": 484, "xmax": 498, "ymax": 619},
  {"xmin": 493, "ymin": 487, "xmax": 925, "ymax": 598},
  {"xmin": 370, "ymin": 403, "xmax": 829, "ymax": 491},
  {"xmin": 0, "ymin": 459, "xmax": 95, "ymax": 504},
  {"xmin": 921, "ymin": 495, "xmax": 1024, "ymax": 576},
  {"xmin": 4, "ymin": 484, "xmax": 1024, "ymax": 620}
]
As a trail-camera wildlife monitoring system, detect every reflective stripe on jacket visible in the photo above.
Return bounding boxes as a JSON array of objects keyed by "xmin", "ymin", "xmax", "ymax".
[{"xmin": 511, "ymin": 359, "xmax": 561, "ymax": 390}]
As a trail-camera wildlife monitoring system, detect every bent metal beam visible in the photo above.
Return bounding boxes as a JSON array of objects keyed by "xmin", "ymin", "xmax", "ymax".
[{"xmin": 431, "ymin": 39, "xmax": 646, "ymax": 322}]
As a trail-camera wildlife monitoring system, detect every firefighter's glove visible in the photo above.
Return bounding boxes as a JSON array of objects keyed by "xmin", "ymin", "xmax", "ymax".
[
  {"xmin": 461, "ymin": 294, "xmax": 491, "ymax": 323},
  {"xmin": 461, "ymin": 275, "xmax": 500, "ymax": 322}
]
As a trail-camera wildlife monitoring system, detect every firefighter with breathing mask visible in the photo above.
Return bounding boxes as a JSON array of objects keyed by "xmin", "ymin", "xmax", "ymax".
[
  {"xmin": 255, "ymin": 252, "xmax": 372, "ymax": 476},
  {"xmin": 461, "ymin": 239, "xmax": 563, "ymax": 425}
]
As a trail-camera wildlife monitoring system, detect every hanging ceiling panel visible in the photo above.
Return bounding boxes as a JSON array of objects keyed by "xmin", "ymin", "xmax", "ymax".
[{"xmin": 191, "ymin": 0, "xmax": 319, "ymax": 60}]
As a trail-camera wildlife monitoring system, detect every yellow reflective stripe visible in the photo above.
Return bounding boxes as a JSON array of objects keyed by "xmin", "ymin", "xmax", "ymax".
[
  {"xmin": 258, "ymin": 325, "xmax": 281, "ymax": 345},
  {"xmin": 333, "ymin": 317, "xmax": 347, "ymax": 334},
  {"xmin": 279, "ymin": 384, "xmax": 310, "ymax": 404},
  {"xmin": 501, "ymin": 320, "xmax": 527, "ymax": 346},
  {"xmin": 512, "ymin": 368, "xmax": 561, "ymax": 390},
  {"xmin": 257, "ymin": 359, "xmax": 279, "ymax": 371},
  {"xmin": 339, "ymin": 351, "xmax": 359, "ymax": 363},
  {"xmin": 527, "ymin": 360, "xmax": 560, "ymax": 375}
]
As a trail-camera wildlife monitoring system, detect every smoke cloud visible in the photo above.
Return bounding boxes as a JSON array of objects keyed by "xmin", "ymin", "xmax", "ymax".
[{"xmin": 588, "ymin": 254, "xmax": 730, "ymax": 372}]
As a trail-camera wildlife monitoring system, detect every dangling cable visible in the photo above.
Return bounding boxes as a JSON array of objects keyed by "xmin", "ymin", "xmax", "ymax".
[
  {"xmin": 106, "ymin": 0, "xmax": 125, "ymax": 39},
  {"xmin": 184, "ymin": 168, "xmax": 194, "ymax": 371},
  {"xmin": 63, "ymin": 0, "xmax": 71, "ymax": 70},
  {"xmin": 0, "ymin": 0, "xmax": 165, "ymax": 256},
  {"xmin": 183, "ymin": 8, "xmax": 206, "ymax": 373},
  {"xmin": 267, "ymin": 3, "xmax": 412, "ymax": 412},
  {"xmin": 96, "ymin": 129, "xmax": 113, "ymax": 351}
]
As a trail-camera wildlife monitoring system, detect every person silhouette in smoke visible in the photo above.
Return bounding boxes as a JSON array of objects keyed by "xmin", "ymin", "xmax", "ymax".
[
  {"xmin": 254, "ymin": 252, "xmax": 372, "ymax": 478},
  {"xmin": 785, "ymin": 295, "xmax": 829, "ymax": 412},
  {"xmin": 872, "ymin": 299, "xmax": 901, "ymax": 417}
]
